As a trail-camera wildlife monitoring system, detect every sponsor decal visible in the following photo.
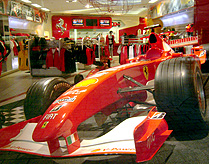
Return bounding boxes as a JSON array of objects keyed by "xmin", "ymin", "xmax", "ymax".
[
  {"xmin": 91, "ymin": 148, "xmax": 135, "ymax": 152},
  {"xmin": 50, "ymin": 105, "xmax": 63, "ymax": 112},
  {"xmin": 75, "ymin": 78, "xmax": 98, "ymax": 88},
  {"xmin": 63, "ymin": 89, "xmax": 87, "ymax": 95},
  {"xmin": 89, "ymin": 71, "xmax": 109, "ymax": 78},
  {"xmin": 53, "ymin": 96, "xmax": 77, "ymax": 104},
  {"xmin": 91, "ymin": 148, "xmax": 101, "ymax": 152},
  {"xmin": 2, "ymin": 145, "xmax": 33, "ymax": 151},
  {"xmin": 151, "ymin": 112, "xmax": 166, "ymax": 119},
  {"xmin": 53, "ymin": 82, "xmax": 71, "ymax": 91},
  {"xmin": 143, "ymin": 65, "xmax": 149, "ymax": 80},
  {"xmin": 43, "ymin": 113, "xmax": 58, "ymax": 120},
  {"xmin": 199, "ymin": 50, "xmax": 206, "ymax": 57},
  {"xmin": 41, "ymin": 121, "xmax": 49, "ymax": 128},
  {"xmin": 147, "ymin": 132, "xmax": 155, "ymax": 149},
  {"xmin": 66, "ymin": 132, "xmax": 79, "ymax": 145}
]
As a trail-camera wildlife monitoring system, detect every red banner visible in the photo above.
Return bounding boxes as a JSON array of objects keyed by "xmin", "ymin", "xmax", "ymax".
[{"xmin": 52, "ymin": 16, "xmax": 112, "ymax": 39}]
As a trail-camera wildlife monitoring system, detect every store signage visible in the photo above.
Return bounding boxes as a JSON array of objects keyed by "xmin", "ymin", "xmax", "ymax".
[
  {"xmin": 112, "ymin": 21, "xmax": 120, "ymax": 27},
  {"xmin": 72, "ymin": 19, "xmax": 84, "ymax": 26},
  {"xmin": 100, "ymin": 19, "xmax": 110, "ymax": 26},
  {"xmin": 52, "ymin": 16, "xmax": 112, "ymax": 39}
]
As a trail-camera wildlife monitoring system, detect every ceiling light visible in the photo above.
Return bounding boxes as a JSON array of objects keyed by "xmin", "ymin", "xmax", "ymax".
[
  {"xmin": 21, "ymin": 0, "xmax": 32, "ymax": 3},
  {"xmin": 66, "ymin": 0, "xmax": 70, "ymax": 3},
  {"xmin": 149, "ymin": 0, "xmax": 158, "ymax": 3},
  {"xmin": 41, "ymin": 8, "xmax": 50, "ymax": 11},
  {"xmin": 31, "ymin": 4, "xmax": 42, "ymax": 8},
  {"xmin": 85, "ymin": 4, "xmax": 90, "ymax": 8},
  {"xmin": 72, "ymin": 0, "xmax": 77, "ymax": 2}
]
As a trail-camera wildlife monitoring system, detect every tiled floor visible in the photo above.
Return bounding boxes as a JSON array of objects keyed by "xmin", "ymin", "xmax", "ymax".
[{"xmin": 0, "ymin": 56, "xmax": 209, "ymax": 164}]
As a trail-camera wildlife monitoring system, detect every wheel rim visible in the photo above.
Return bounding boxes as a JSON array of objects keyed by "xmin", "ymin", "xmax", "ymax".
[{"xmin": 196, "ymin": 72, "xmax": 206, "ymax": 118}]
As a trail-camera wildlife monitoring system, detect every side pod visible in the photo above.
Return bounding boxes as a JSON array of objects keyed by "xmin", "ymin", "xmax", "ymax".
[{"xmin": 134, "ymin": 110, "xmax": 172, "ymax": 163}]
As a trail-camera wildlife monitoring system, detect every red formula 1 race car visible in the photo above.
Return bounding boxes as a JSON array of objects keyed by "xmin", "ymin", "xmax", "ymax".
[{"xmin": 0, "ymin": 28, "xmax": 207, "ymax": 163}]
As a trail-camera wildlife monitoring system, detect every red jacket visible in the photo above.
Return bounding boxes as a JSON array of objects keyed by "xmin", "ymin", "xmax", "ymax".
[
  {"xmin": 86, "ymin": 47, "xmax": 95, "ymax": 65},
  {"xmin": 120, "ymin": 46, "xmax": 128, "ymax": 65},
  {"xmin": 46, "ymin": 48, "xmax": 60, "ymax": 69},
  {"xmin": 106, "ymin": 35, "xmax": 115, "ymax": 47}
]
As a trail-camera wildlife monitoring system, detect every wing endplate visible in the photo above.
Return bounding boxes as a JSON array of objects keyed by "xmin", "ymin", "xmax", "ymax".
[{"xmin": 134, "ymin": 109, "xmax": 172, "ymax": 163}]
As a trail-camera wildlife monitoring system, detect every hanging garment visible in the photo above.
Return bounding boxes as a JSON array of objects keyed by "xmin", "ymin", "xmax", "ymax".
[
  {"xmin": 120, "ymin": 46, "xmax": 128, "ymax": 65},
  {"xmin": 60, "ymin": 48, "xmax": 66, "ymax": 72},
  {"xmin": 106, "ymin": 34, "xmax": 115, "ymax": 47},
  {"xmin": 134, "ymin": 44, "xmax": 142, "ymax": 57},
  {"xmin": 129, "ymin": 45, "xmax": 134, "ymax": 59},
  {"xmin": 0, "ymin": 41, "xmax": 7, "ymax": 60},
  {"xmin": 0, "ymin": 52, "xmax": 2, "ymax": 75},
  {"xmin": 79, "ymin": 46, "xmax": 87, "ymax": 64},
  {"xmin": 0, "ymin": 41, "xmax": 7, "ymax": 75},
  {"xmin": 18, "ymin": 41, "xmax": 29, "ymax": 70},
  {"xmin": 138, "ymin": 45, "xmax": 142, "ymax": 55},
  {"xmin": 46, "ymin": 48, "xmax": 60, "ymax": 69},
  {"xmin": 10, "ymin": 40, "xmax": 19, "ymax": 56},
  {"xmin": 86, "ymin": 47, "xmax": 95, "ymax": 65},
  {"xmin": 60, "ymin": 48, "xmax": 76, "ymax": 73},
  {"xmin": 94, "ymin": 45, "xmax": 99, "ymax": 58},
  {"xmin": 104, "ymin": 46, "xmax": 110, "ymax": 58},
  {"xmin": 64, "ymin": 49, "xmax": 76, "ymax": 73}
]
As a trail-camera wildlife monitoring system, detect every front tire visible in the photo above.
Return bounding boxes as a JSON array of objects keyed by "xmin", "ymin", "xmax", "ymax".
[
  {"xmin": 24, "ymin": 77, "xmax": 71, "ymax": 120},
  {"xmin": 154, "ymin": 57, "xmax": 207, "ymax": 132}
]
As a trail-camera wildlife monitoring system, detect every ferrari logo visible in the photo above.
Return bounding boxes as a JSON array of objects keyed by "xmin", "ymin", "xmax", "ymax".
[
  {"xmin": 56, "ymin": 18, "xmax": 67, "ymax": 35},
  {"xmin": 143, "ymin": 65, "xmax": 149, "ymax": 80},
  {"xmin": 41, "ymin": 121, "xmax": 49, "ymax": 128}
]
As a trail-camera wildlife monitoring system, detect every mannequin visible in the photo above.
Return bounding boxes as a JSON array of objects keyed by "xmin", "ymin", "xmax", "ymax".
[{"xmin": 106, "ymin": 31, "xmax": 115, "ymax": 59}]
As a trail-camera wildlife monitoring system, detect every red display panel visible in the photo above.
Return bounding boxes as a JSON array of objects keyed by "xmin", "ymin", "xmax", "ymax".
[
  {"xmin": 86, "ymin": 19, "xmax": 97, "ymax": 26},
  {"xmin": 52, "ymin": 16, "xmax": 112, "ymax": 39}
]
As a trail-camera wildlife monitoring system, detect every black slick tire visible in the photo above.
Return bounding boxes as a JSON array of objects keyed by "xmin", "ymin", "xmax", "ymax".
[
  {"xmin": 24, "ymin": 77, "xmax": 71, "ymax": 120},
  {"xmin": 154, "ymin": 57, "xmax": 207, "ymax": 132},
  {"xmin": 74, "ymin": 74, "xmax": 84, "ymax": 84}
]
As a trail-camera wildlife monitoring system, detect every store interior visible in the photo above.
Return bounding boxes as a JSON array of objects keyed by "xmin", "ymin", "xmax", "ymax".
[
  {"xmin": 0, "ymin": 0, "xmax": 208, "ymax": 77},
  {"xmin": 0, "ymin": 1, "xmax": 209, "ymax": 163}
]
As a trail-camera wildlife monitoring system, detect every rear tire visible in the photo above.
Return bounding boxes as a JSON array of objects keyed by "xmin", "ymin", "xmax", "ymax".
[
  {"xmin": 154, "ymin": 57, "xmax": 207, "ymax": 132},
  {"xmin": 74, "ymin": 74, "xmax": 84, "ymax": 84},
  {"xmin": 24, "ymin": 77, "xmax": 71, "ymax": 120}
]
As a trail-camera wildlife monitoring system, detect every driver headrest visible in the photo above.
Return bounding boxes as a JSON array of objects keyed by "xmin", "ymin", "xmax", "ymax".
[{"xmin": 148, "ymin": 32, "xmax": 163, "ymax": 49}]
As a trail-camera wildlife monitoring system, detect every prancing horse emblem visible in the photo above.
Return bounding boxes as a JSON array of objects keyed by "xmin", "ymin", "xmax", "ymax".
[
  {"xmin": 143, "ymin": 65, "xmax": 149, "ymax": 80},
  {"xmin": 56, "ymin": 18, "xmax": 67, "ymax": 35}
]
